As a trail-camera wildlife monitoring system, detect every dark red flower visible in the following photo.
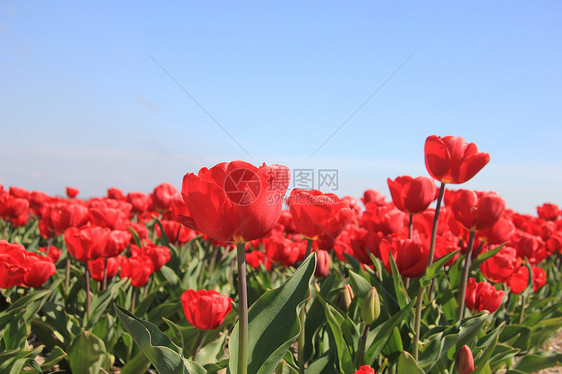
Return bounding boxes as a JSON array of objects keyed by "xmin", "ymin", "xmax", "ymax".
[
  {"xmin": 64, "ymin": 226, "xmax": 110, "ymax": 262},
  {"xmin": 465, "ymin": 278, "xmax": 504, "ymax": 313},
  {"xmin": 451, "ymin": 190, "xmax": 505, "ymax": 232},
  {"xmin": 181, "ymin": 161, "xmax": 290, "ymax": 243},
  {"xmin": 181, "ymin": 289, "xmax": 233, "ymax": 330},
  {"xmin": 387, "ymin": 176, "xmax": 437, "ymax": 215},
  {"xmin": 424, "ymin": 135, "xmax": 490, "ymax": 184}
]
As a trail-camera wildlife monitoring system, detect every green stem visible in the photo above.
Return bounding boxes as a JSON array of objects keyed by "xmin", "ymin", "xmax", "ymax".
[
  {"xmin": 304, "ymin": 239, "xmax": 313, "ymax": 258},
  {"xmin": 298, "ymin": 304, "xmax": 307, "ymax": 373},
  {"xmin": 457, "ymin": 230, "xmax": 476, "ymax": 321},
  {"xmin": 518, "ymin": 294, "xmax": 526, "ymax": 324},
  {"xmin": 408, "ymin": 213, "xmax": 413, "ymax": 239},
  {"xmin": 357, "ymin": 323, "xmax": 370, "ymax": 369},
  {"xmin": 85, "ymin": 263, "xmax": 91, "ymax": 318},
  {"xmin": 412, "ymin": 182, "xmax": 446, "ymax": 361},
  {"xmin": 236, "ymin": 242, "xmax": 248, "ymax": 374},
  {"xmin": 102, "ymin": 258, "xmax": 108, "ymax": 291},
  {"xmin": 192, "ymin": 330, "xmax": 205, "ymax": 361},
  {"xmin": 65, "ymin": 257, "xmax": 71, "ymax": 296}
]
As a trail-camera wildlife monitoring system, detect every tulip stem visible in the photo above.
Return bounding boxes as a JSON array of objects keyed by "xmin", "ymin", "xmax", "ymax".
[
  {"xmin": 519, "ymin": 294, "xmax": 526, "ymax": 324},
  {"xmin": 304, "ymin": 239, "xmax": 313, "ymax": 258},
  {"xmin": 65, "ymin": 257, "xmax": 71, "ymax": 296},
  {"xmin": 357, "ymin": 323, "xmax": 370, "ymax": 369},
  {"xmin": 298, "ymin": 304, "xmax": 306, "ymax": 373},
  {"xmin": 457, "ymin": 231, "xmax": 476, "ymax": 321},
  {"xmin": 236, "ymin": 242, "xmax": 248, "ymax": 374},
  {"xmin": 192, "ymin": 330, "xmax": 205, "ymax": 361},
  {"xmin": 103, "ymin": 258, "xmax": 108, "ymax": 291},
  {"xmin": 412, "ymin": 182, "xmax": 446, "ymax": 361},
  {"xmin": 85, "ymin": 264, "xmax": 91, "ymax": 318},
  {"xmin": 408, "ymin": 214, "xmax": 413, "ymax": 240}
]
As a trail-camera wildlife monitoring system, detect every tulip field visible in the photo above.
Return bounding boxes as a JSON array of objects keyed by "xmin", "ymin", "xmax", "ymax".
[{"xmin": 1, "ymin": 135, "xmax": 561, "ymax": 374}]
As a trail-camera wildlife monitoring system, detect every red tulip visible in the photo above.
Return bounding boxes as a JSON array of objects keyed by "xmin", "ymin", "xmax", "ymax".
[
  {"xmin": 181, "ymin": 289, "xmax": 233, "ymax": 330},
  {"xmin": 107, "ymin": 187, "xmax": 126, "ymax": 201},
  {"xmin": 127, "ymin": 192, "xmax": 152, "ymax": 214},
  {"xmin": 354, "ymin": 366, "xmax": 375, "ymax": 374},
  {"xmin": 64, "ymin": 226, "xmax": 110, "ymax": 262},
  {"xmin": 263, "ymin": 235, "xmax": 302, "ymax": 267},
  {"xmin": 102, "ymin": 230, "xmax": 131, "ymax": 258},
  {"xmin": 50, "ymin": 202, "xmax": 90, "ymax": 235},
  {"xmin": 180, "ymin": 161, "xmax": 290, "ymax": 243},
  {"xmin": 456, "ymin": 345, "xmax": 476, "ymax": 374},
  {"xmin": 361, "ymin": 189, "xmax": 386, "ymax": 207},
  {"xmin": 155, "ymin": 219, "xmax": 197, "ymax": 244},
  {"xmin": 131, "ymin": 242, "xmax": 171, "ymax": 271},
  {"xmin": 361, "ymin": 204, "xmax": 406, "ymax": 235},
  {"xmin": 151, "ymin": 183, "xmax": 180, "ymax": 213},
  {"xmin": 0, "ymin": 193, "xmax": 29, "ymax": 223},
  {"xmin": 508, "ymin": 265, "xmax": 547, "ymax": 294},
  {"xmin": 537, "ymin": 203, "xmax": 559, "ymax": 221},
  {"xmin": 288, "ymin": 189, "xmax": 353, "ymax": 250},
  {"xmin": 120, "ymin": 255, "xmax": 154, "ymax": 287},
  {"xmin": 475, "ymin": 216, "xmax": 516, "ymax": 245},
  {"xmin": 480, "ymin": 246, "xmax": 519, "ymax": 283},
  {"xmin": 387, "ymin": 176, "xmax": 437, "ymax": 215},
  {"xmin": 39, "ymin": 246, "xmax": 62, "ymax": 263},
  {"xmin": 66, "ymin": 186, "xmax": 79, "ymax": 198},
  {"xmin": 89, "ymin": 256, "xmax": 121, "ymax": 282},
  {"xmin": 451, "ymin": 190, "xmax": 505, "ymax": 232},
  {"xmin": 379, "ymin": 235, "xmax": 429, "ymax": 278},
  {"xmin": 465, "ymin": 278, "xmax": 504, "ymax": 313},
  {"xmin": 314, "ymin": 250, "xmax": 330, "ymax": 277},
  {"xmin": 424, "ymin": 135, "xmax": 490, "ymax": 184},
  {"xmin": 23, "ymin": 253, "xmax": 56, "ymax": 288}
]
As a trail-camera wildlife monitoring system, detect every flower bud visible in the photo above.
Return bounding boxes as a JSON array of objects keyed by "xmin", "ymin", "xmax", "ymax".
[
  {"xmin": 456, "ymin": 345, "xmax": 476, "ymax": 374},
  {"xmin": 361, "ymin": 287, "xmax": 380, "ymax": 324},
  {"xmin": 337, "ymin": 284, "xmax": 354, "ymax": 312}
]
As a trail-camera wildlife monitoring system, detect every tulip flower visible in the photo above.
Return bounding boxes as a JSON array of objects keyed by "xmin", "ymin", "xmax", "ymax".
[
  {"xmin": 180, "ymin": 161, "xmax": 290, "ymax": 243},
  {"xmin": 64, "ymin": 226, "xmax": 110, "ymax": 262},
  {"xmin": 66, "ymin": 186, "xmax": 80, "ymax": 198},
  {"xmin": 465, "ymin": 278, "xmax": 504, "ymax": 313},
  {"xmin": 288, "ymin": 189, "xmax": 353, "ymax": 250},
  {"xmin": 120, "ymin": 255, "xmax": 154, "ymax": 287},
  {"xmin": 536, "ymin": 203, "xmax": 560, "ymax": 221},
  {"xmin": 107, "ymin": 187, "xmax": 126, "ymax": 201},
  {"xmin": 508, "ymin": 265, "xmax": 547, "ymax": 294},
  {"xmin": 314, "ymin": 249, "xmax": 330, "ymax": 277},
  {"xmin": 379, "ymin": 235, "xmax": 429, "ymax": 278},
  {"xmin": 424, "ymin": 135, "xmax": 490, "ymax": 185},
  {"xmin": 480, "ymin": 246, "xmax": 519, "ymax": 283},
  {"xmin": 181, "ymin": 289, "xmax": 233, "ymax": 330},
  {"xmin": 456, "ymin": 345, "xmax": 476, "ymax": 374},
  {"xmin": 151, "ymin": 182, "xmax": 180, "ymax": 213},
  {"xmin": 451, "ymin": 190, "xmax": 505, "ymax": 233},
  {"xmin": 387, "ymin": 176, "xmax": 437, "ymax": 215},
  {"xmin": 354, "ymin": 366, "xmax": 375, "ymax": 374},
  {"xmin": 89, "ymin": 256, "xmax": 121, "ymax": 283}
]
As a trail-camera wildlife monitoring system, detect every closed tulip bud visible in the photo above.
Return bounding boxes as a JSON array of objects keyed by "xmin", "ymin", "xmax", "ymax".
[
  {"xmin": 361, "ymin": 287, "xmax": 380, "ymax": 324},
  {"xmin": 456, "ymin": 345, "xmax": 476, "ymax": 374},
  {"xmin": 337, "ymin": 284, "xmax": 354, "ymax": 312}
]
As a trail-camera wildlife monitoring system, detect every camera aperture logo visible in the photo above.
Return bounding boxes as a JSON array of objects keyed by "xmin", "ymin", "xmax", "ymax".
[{"xmin": 223, "ymin": 168, "xmax": 261, "ymax": 206}]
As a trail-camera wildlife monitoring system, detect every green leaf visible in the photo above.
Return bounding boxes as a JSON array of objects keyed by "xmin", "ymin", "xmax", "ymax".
[
  {"xmin": 67, "ymin": 331, "xmax": 110, "ymax": 374},
  {"xmin": 114, "ymin": 304, "xmax": 206, "ymax": 374},
  {"xmin": 0, "ymin": 289, "xmax": 51, "ymax": 325},
  {"xmin": 388, "ymin": 254, "xmax": 408, "ymax": 309},
  {"xmin": 397, "ymin": 351, "xmax": 424, "ymax": 374},
  {"xmin": 514, "ymin": 352, "xmax": 562, "ymax": 372},
  {"xmin": 363, "ymin": 297, "xmax": 417, "ymax": 364},
  {"xmin": 228, "ymin": 252, "xmax": 316, "ymax": 374},
  {"xmin": 470, "ymin": 244, "xmax": 504, "ymax": 271},
  {"xmin": 420, "ymin": 250, "xmax": 460, "ymax": 287},
  {"xmin": 472, "ymin": 323, "xmax": 504, "ymax": 374},
  {"xmin": 40, "ymin": 346, "xmax": 67, "ymax": 370},
  {"xmin": 322, "ymin": 303, "xmax": 355, "ymax": 373}
]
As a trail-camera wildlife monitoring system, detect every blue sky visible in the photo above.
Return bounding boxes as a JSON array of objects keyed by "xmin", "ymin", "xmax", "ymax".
[{"xmin": 1, "ymin": 1, "xmax": 560, "ymax": 214}]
